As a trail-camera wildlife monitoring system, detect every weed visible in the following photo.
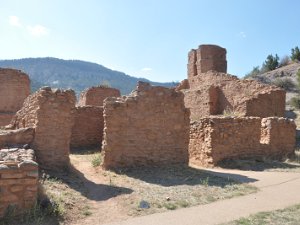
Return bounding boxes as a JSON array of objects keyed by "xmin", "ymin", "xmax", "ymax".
[
  {"xmin": 91, "ymin": 153, "xmax": 102, "ymax": 167},
  {"xmin": 163, "ymin": 202, "xmax": 177, "ymax": 210}
]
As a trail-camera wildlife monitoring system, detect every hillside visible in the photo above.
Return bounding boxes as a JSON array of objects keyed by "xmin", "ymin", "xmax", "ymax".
[
  {"xmin": 245, "ymin": 62, "xmax": 300, "ymax": 102},
  {"xmin": 0, "ymin": 58, "xmax": 176, "ymax": 95}
]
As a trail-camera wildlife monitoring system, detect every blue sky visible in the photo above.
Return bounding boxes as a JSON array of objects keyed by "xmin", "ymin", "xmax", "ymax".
[{"xmin": 1, "ymin": 0, "xmax": 299, "ymax": 82}]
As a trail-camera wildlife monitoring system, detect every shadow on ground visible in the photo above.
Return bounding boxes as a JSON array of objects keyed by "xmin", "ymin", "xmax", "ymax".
[
  {"xmin": 42, "ymin": 165, "xmax": 133, "ymax": 202},
  {"xmin": 218, "ymin": 158, "xmax": 300, "ymax": 171},
  {"xmin": 117, "ymin": 165, "xmax": 258, "ymax": 187}
]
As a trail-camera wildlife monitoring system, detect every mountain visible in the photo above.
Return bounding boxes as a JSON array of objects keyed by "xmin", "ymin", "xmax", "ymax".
[{"xmin": 0, "ymin": 57, "xmax": 176, "ymax": 95}]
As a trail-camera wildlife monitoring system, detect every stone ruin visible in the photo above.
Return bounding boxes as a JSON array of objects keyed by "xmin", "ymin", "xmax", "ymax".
[
  {"xmin": 0, "ymin": 44, "xmax": 297, "ymax": 216},
  {"xmin": 0, "ymin": 147, "xmax": 38, "ymax": 217},
  {"xmin": 0, "ymin": 69, "xmax": 30, "ymax": 127},
  {"xmin": 102, "ymin": 82, "xmax": 190, "ymax": 169},
  {"xmin": 71, "ymin": 86, "xmax": 120, "ymax": 150}
]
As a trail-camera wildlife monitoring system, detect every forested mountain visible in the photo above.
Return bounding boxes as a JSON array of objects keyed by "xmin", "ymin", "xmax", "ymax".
[{"xmin": 0, "ymin": 57, "xmax": 176, "ymax": 94}]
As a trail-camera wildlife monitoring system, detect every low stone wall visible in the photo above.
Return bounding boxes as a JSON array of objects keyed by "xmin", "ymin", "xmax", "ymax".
[
  {"xmin": 0, "ymin": 113, "xmax": 15, "ymax": 127},
  {"xmin": 0, "ymin": 128, "xmax": 35, "ymax": 148},
  {"xmin": 102, "ymin": 82, "xmax": 190, "ymax": 169},
  {"xmin": 78, "ymin": 86, "xmax": 121, "ymax": 107},
  {"xmin": 189, "ymin": 116, "xmax": 296, "ymax": 167},
  {"xmin": 10, "ymin": 87, "xmax": 76, "ymax": 170},
  {"xmin": 71, "ymin": 106, "xmax": 104, "ymax": 150},
  {"xmin": 0, "ymin": 147, "xmax": 38, "ymax": 217}
]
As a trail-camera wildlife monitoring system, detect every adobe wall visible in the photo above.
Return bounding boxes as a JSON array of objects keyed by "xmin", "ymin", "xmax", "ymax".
[
  {"xmin": 0, "ymin": 69, "xmax": 30, "ymax": 126},
  {"xmin": 10, "ymin": 87, "xmax": 76, "ymax": 170},
  {"xmin": 71, "ymin": 106, "xmax": 104, "ymax": 150},
  {"xmin": 0, "ymin": 128, "xmax": 35, "ymax": 148},
  {"xmin": 0, "ymin": 147, "xmax": 38, "ymax": 217},
  {"xmin": 187, "ymin": 44, "xmax": 227, "ymax": 78},
  {"xmin": 102, "ymin": 82, "xmax": 190, "ymax": 169},
  {"xmin": 189, "ymin": 117, "xmax": 296, "ymax": 167},
  {"xmin": 78, "ymin": 86, "xmax": 121, "ymax": 107},
  {"xmin": 185, "ymin": 71, "xmax": 285, "ymax": 119}
]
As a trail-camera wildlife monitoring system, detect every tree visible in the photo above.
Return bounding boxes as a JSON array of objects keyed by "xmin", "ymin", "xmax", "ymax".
[
  {"xmin": 291, "ymin": 46, "xmax": 300, "ymax": 62},
  {"xmin": 244, "ymin": 66, "xmax": 261, "ymax": 79},
  {"xmin": 262, "ymin": 54, "xmax": 279, "ymax": 72}
]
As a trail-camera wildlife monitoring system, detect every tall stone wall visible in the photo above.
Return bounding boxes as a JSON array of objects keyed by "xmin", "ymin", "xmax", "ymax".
[
  {"xmin": 184, "ymin": 71, "xmax": 285, "ymax": 119},
  {"xmin": 0, "ymin": 147, "xmax": 38, "ymax": 217},
  {"xmin": 102, "ymin": 82, "xmax": 190, "ymax": 169},
  {"xmin": 188, "ymin": 44, "xmax": 227, "ymax": 78},
  {"xmin": 0, "ymin": 69, "xmax": 30, "ymax": 126},
  {"xmin": 71, "ymin": 106, "xmax": 104, "ymax": 150},
  {"xmin": 189, "ymin": 116, "xmax": 296, "ymax": 167},
  {"xmin": 78, "ymin": 86, "xmax": 121, "ymax": 107},
  {"xmin": 10, "ymin": 87, "xmax": 76, "ymax": 170}
]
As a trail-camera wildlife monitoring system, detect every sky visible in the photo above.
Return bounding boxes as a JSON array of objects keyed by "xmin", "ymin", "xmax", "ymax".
[{"xmin": 0, "ymin": 0, "xmax": 299, "ymax": 82}]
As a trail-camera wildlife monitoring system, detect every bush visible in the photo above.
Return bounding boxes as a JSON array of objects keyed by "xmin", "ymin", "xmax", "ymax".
[
  {"xmin": 244, "ymin": 66, "xmax": 261, "ymax": 79},
  {"xmin": 279, "ymin": 55, "xmax": 290, "ymax": 67},
  {"xmin": 290, "ymin": 96, "xmax": 300, "ymax": 109},
  {"xmin": 272, "ymin": 78, "xmax": 296, "ymax": 91},
  {"xmin": 291, "ymin": 46, "xmax": 300, "ymax": 62}
]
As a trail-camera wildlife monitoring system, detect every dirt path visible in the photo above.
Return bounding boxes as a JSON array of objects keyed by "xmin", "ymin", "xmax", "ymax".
[{"xmin": 102, "ymin": 168, "xmax": 300, "ymax": 225}]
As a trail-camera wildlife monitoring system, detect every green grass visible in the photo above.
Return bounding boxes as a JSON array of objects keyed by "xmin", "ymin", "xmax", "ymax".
[
  {"xmin": 91, "ymin": 153, "xmax": 102, "ymax": 167},
  {"xmin": 221, "ymin": 204, "xmax": 300, "ymax": 225}
]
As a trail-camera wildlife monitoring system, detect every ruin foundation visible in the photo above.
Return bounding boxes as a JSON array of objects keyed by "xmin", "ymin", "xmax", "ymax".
[
  {"xmin": 102, "ymin": 82, "xmax": 190, "ymax": 169},
  {"xmin": 0, "ymin": 147, "xmax": 38, "ymax": 217},
  {"xmin": 0, "ymin": 69, "xmax": 30, "ymax": 127},
  {"xmin": 189, "ymin": 116, "xmax": 296, "ymax": 167}
]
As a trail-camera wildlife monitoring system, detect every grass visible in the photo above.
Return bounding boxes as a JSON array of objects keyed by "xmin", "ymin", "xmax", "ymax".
[
  {"xmin": 221, "ymin": 204, "xmax": 300, "ymax": 225},
  {"xmin": 91, "ymin": 153, "xmax": 102, "ymax": 167}
]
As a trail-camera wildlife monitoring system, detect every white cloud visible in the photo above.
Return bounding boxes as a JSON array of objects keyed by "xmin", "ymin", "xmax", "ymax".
[
  {"xmin": 141, "ymin": 67, "xmax": 152, "ymax": 72},
  {"xmin": 239, "ymin": 31, "xmax": 246, "ymax": 38},
  {"xmin": 9, "ymin": 16, "xmax": 22, "ymax": 27},
  {"xmin": 27, "ymin": 25, "xmax": 49, "ymax": 37}
]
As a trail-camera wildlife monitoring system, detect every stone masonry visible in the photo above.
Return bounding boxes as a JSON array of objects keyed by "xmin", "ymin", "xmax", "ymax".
[
  {"xmin": 188, "ymin": 44, "xmax": 227, "ymax": 78},
  {"xmin": 102, "ymin": 82, "xmax": 190, "ymax": 169},
  {"xmin": 78, "ymin": 86, "xmax": 121, "ymax": 107},
  {"xmin": 0, "ymin": 69, "xmax": 30, "ymax": 126},
  {"xmin": 10, "ymin": 87, "xmax": 76, "ymax": 170},
  {"xmin": 189, "ymin": 116, "xmax": 296, "ymax": 167},
  {"xmin": 182, "ymin": 45, "xmax": 285, "ymax": 119},
  {"xmin": 71, "ymin": 106, "xmax": 104, "ymax": 150},
  {"xmin": 0, "ymin": 147, "xmax": 38, "ymax": 217}
]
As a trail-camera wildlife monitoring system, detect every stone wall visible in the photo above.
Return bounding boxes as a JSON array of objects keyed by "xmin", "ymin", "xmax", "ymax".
[
  {"xmin": 184, "ymin": 71, "xmax": 285, "ymax": 119},
  {"xmin": 0, "ymin": 147, "xmax": 38, "ymax": 217},
  {"xmin": 10, "ymin": 87, "xmax": 76, "ymax": 170},
  {"xmin": 0, "ymin": 128, "xmax": 35, "ymax": 148},
  {"xmin": 0, "ymin": 69, "xmax": 30, "ymax": 126},
  {"xmin": 187, "ymin": 45, "xmax": 227, "ymax": 77},
  {"xmin": 78, "ymin": 86, "xmax": 121, "ymax": 107},
  {"xmin": 189, "ymin": 116, "xmax": 296, "ymax": 167},
  {"xmin": 102, "ymin": 82, "xmax": 190, "ymax": 169},
  {"xmin": 71, "ymin": 106, "xmax": 104, "ymax": 150}
]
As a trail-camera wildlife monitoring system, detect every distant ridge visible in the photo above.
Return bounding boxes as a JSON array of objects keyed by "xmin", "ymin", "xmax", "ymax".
[{"xmin": 0, "ymin": 57, "xmax": 176, "ymax": 95}]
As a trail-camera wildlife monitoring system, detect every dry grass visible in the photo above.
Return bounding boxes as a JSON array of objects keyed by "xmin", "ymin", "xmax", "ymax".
[{"xmin": 221, "ymin": 204, "xmax": 300, "ymax": 225}]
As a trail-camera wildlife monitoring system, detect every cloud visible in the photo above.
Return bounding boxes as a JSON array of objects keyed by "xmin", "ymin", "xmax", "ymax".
[
  {"xmin": 27, "ymin": 25, "xmax": 49, "ymax": 37},
  {"xmin": 239, "ymin": 31, "xmax": 246, "ymax": 38},
  {"xmin": 141, "ymin": 67, "xmax": 152, "ymax": 72},
  {"xmin": 9, "ymin": 16, "xmax": 22, "ymax": 27}
]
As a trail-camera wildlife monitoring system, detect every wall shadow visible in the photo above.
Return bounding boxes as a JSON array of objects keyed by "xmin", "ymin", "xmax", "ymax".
[
  {"xmin": 41, "ymin": 165, "xmax": 133, "ymax": 202},
  {"xmin": 218, "ymin": 158, "xmax": 300, "ymax": 171},
  {"xmin": 118, "ymin": 165, "xmax": 257, "ymax": 187}
]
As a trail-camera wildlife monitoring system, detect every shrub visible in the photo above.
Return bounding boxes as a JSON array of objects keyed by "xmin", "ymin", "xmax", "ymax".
[
  {"xmin": 290, "ymin": 96, "xmax": 300, "ymax": 109},
  {"xmin": 244, "ymin": 66, "xmax": 261, "ymax": 79},
  {"xmin": 272, "ymin": 78, "xmax": 296, "ymax": 91},
  {"xmin": 279, "ymin": 55, "xmax": 290, "ymax": 67},
  {"xmin": 91, "ymin": 153, "xmax": 102, "ymax": 167}
]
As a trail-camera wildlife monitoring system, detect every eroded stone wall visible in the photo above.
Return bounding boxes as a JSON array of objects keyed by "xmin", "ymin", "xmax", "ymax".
[
  {"xmin": 0, "ymin": 69, "xmax": 30, "ymax": 126},
  {"xmin": 0, "ymin": 128, "xmax": 35, "ymax": 148},
  {"xmin": 189, "ymin": 116, "xmax": 296, "ymax": 167},
  {"xmin": 78, "ymin": 86, "xmax": 121, "ymax": 107},
  {"xmin": 0, "ymin": 148, "xmax": 38, "ymax": 217},
  {"xmin": 102, "ymin": 82, "xmax": 190, "ymax": 169},
  {"xmin": 71, "ymin": 106, "xmax": 104, "ymax": 150},
  {"xmin": 10, "ymin": 87, "xmax": 76, "ymax": 170},
  {"xmin": 185, "ymin": 71, "xmax": 285, "ymax": 119},
  {"xmin": 188, "ymin": 45, "xmax": 227, "ymax": 77}
]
